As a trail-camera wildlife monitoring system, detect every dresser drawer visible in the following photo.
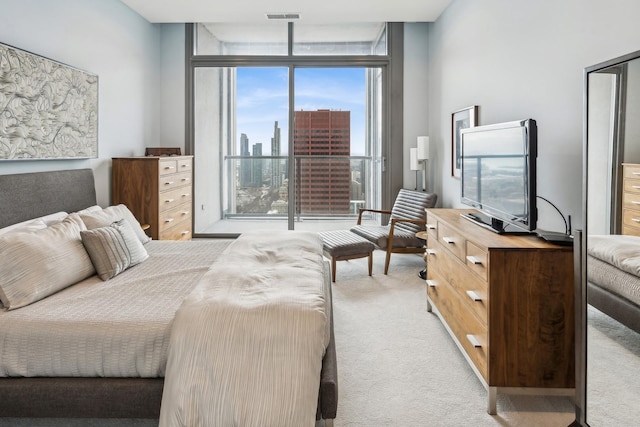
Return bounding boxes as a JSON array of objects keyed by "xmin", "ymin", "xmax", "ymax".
[
  {"xmin": 437, "ymin": 222, "xmax": 466, "ymax": 261},
  {"xmin": 624, "ymin": 178, "xmax": 640, "ymax": 194},
  {"xmin": 177, "ymin": 158, "xmax": 192, "ymax": 172},
  {"xmin": 159, "ymin": 203, "xmax": 192, "ymax": 232},
  {"xmin": 624, "ymin": 164, "xmax": 640, "ymax": 179},
  {"xmin": 159, "ymin": 171, "xmax": 192, "ymax": 191},
  {"xmin": 159, "ymin": 218, "xmax": 192, "ymax": 240},
  {"xmin": 159, "ymin": 159, "xmax": 178, "ymax": 176},
  {"xmin": 623, "ymin": 225, "xmax": 640, "ymax": 237},
  {"xmin": 159, "ymin": 185, "xmax": 193, "ymax": 212},
  {"xmin": 622, "ymin": 208, "xmax": 640, "ymax": 230},
  {"xmin": 466, "ymin": 241, "xmax": 488, "ymax": 281},
  {"xmin": 427, "ymin": 240, "xmax": 488, "ymax": 324},
  {"xmin": 623, "ymin": 190, "xmax": 640, "ymax": 210},
  {"xmin": 427, "ymin": 270, "xmax": 488, "ymax": 380}
]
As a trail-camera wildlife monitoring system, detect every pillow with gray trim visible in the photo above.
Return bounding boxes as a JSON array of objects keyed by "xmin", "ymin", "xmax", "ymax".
[{"xmin": 81, "ymin": 219, "xmax": 149, "ymax": 281}]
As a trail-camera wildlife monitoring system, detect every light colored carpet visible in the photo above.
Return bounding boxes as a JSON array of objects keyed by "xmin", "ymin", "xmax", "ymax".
[
  {"xmin": 331, "ymin": 251, "xmax": 575, "ymax": 427},
  {"xmin": 586, "ymin": 305, "xmax": 640, "ymax": 427}
]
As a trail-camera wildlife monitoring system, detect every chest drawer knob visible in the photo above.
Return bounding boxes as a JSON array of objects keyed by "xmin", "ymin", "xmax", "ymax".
[
  {"xmin": 426, "ymin": 279, "xmax": 437, "ymax": 288},
  {"xmin": 466, "ymin": 290, "xmax": 483, "ymax": 302},
  {"xmin": 633, "ymin": 218, "xmax": 640, "ymax": 223},
  {"xmin": 165, "ymin": 198, "xmax": 175, "ymax": 203},
  {"xmin": 443, "ymin": 237, "xmax": 456, "ymax": 244},
  {"xmin": 165, "ymin": 181, "xmax": 174, "ymax": 185},
  {"xmin": 426, "ymin": 224, "xmax": 436, "ymax": 230},
  {"xmin": 466, "ymin": 334, "xmax": 482, "ymax": 348},
  {"xmin": 165, "ymin": 218, "xmax": 174, "ymax": 223},
  {"xmin": 425, "ymin": 249, "xmax": 436, "ymax": 256}
]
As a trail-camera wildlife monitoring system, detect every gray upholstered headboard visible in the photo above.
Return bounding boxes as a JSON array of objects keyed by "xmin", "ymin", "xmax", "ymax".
[{"xmin": 0, "ymin": 169, "xmax": 97, "ymax": 229}]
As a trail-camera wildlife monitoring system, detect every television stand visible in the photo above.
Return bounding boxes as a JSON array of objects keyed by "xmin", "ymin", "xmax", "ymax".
[
  {"xmin": 425, "ymin": 208, "xmax": 575, "ymax": 414},
  {"xmin": 461, "ymin": 211, "xmax": 532, "ymax": 235}
]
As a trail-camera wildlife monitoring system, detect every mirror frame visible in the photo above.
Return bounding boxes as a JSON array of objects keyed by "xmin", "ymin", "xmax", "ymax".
[{"xmin": 574, "ymin": 48, "xmax": 640, "ymax": 427}]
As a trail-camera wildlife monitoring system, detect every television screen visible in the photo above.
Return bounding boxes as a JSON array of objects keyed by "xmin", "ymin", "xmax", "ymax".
[{"xmin": 460, "ymin": 119, "xmax": 537, "ymax": 233}]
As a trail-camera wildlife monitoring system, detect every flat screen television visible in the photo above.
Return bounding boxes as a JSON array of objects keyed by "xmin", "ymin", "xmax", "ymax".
[{"xmin": 460, "ymin": 118, "xmax": 537, "ymax": 234}]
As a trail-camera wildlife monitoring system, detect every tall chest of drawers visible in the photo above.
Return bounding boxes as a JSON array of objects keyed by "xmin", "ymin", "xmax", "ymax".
[
  {"xmin": 425, "ymin": 209, "xmax": 574, "ymax": 414},
  {"xmin": 622, "ymin": 163, "xmax": 640, "ymax": 236},
  {"xmin": 112, "ymin": 156, "xmax": 193, "ymax": 240}
]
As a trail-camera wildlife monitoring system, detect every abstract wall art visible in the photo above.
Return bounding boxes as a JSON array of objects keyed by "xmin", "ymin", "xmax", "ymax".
[{"xmin": 0, "ymin": 43, "xmax": 98, "ymax": 160}]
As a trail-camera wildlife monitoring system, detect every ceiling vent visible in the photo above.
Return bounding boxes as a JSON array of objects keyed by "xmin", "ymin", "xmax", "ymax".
[{"xmin": 266, "ymin": 13, "xmax": 301, "ymax": 20}]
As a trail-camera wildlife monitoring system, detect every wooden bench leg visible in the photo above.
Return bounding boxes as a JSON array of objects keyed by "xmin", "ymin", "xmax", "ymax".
[
  {"xmin": 331, "ymin": 257, "xmax": 337, "ymax": 282},
  {"xmin": 368, "ymin": 252, "xmax": 373, "ymax": 276}
]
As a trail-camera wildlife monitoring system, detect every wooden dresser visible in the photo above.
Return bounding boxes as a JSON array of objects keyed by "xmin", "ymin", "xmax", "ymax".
[
  {"xmin": 112, "ymin": 156, "xmax": 193, "ymax": 240},
  {"xmin": 425, "ymin": 208, "xmax": 574, "ymax": 414},
  {"xmin": 622, "ymin": 163, "xmax": 640, "ymax": 236}
]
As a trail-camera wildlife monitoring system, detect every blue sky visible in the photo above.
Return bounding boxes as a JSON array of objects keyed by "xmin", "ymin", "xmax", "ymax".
[{"xmin": 236, "ymin": 67, "xmax": 367, "ymax": 155}]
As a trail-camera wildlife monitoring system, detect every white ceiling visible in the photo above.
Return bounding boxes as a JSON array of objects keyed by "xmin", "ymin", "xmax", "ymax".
[{"xmin": 120, "ymin": 0, "xmax": 453, "ymax": 24}]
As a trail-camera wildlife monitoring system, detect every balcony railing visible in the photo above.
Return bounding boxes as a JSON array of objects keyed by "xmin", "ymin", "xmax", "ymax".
[{"xmin": 224, "ymin": 155, "xmax": 375, "ymax": 219}]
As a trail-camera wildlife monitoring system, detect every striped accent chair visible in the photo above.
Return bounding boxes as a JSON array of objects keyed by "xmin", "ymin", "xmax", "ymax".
[{"xmin": 350, "ymin": 189, "xmax": 438, "ymax": 274}]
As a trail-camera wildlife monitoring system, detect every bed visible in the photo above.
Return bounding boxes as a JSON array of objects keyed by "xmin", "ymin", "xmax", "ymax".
[
  {"xmin": 0, "ymin": 168, "xmax": 338, "ymax": 425},
  {"xmin": 587, "ymin": 234, "xmax": 640, "ymax": 334}
]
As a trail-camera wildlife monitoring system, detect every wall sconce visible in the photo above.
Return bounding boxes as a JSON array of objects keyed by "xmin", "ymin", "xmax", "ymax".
[
  {"xmin": 410, "ymin": 147, "xmax": 422, "ymax": 191},
  {"xmin": 416, "ymin": 136, "xmax": 429, "ymax": 191}
]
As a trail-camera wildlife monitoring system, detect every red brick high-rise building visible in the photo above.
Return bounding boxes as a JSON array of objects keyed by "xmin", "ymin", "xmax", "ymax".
[{"xmin": 294, "ymin": 109, "xmax": 351, "ymax": 214}]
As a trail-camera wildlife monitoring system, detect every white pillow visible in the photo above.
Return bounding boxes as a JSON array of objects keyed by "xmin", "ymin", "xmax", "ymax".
[
  {"xmin": 81, "ymin": 219, "xmax": 149, "ymax": 281},
  {"xmin": 75, "ymin": 205, "xmax": 103, "ymax": 215},
  {"xmin": 79, "ymin": 204, "xmax": 151, "ymax": 244},
  {"xmin": 0, "ymin": 211, "xmax": 68, "ymax": 236},
  {"xmin": 0, "ymin": 213, "xmax": 95, "ymax": 310}
]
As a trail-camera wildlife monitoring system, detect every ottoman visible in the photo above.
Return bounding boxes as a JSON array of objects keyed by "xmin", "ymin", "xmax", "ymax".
[{"xmin": 319, "ymin": 230, "xmax": 375, "ymax": 282}]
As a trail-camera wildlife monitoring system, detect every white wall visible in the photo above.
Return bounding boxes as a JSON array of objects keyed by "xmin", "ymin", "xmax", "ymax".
[
  {"xmin": 427, "ymin": 0, "xmax": 640, "ymax": 231},
  {"xmin": 0, "ymin": 0, "xmax": 166, "ymax": 207},
  {"xmin": 403, "ymin": 23, "xmax": 431, "ymax": 193}
]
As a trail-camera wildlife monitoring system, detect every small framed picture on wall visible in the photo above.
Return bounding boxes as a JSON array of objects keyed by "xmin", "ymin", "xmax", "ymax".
[{"xmin": 451, "ymin": 105, "xmax": 478, "ymax": 177}]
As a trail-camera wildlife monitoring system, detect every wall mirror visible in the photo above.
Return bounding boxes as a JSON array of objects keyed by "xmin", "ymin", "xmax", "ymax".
[{"xmin": 580, "ymin": 50, "xmax": 640, "ymax": 426}]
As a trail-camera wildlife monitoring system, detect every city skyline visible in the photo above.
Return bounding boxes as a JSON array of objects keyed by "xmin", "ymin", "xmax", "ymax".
[{"xmin": 236, "ymin": 67, "xmax": 367, "ymax": 156}]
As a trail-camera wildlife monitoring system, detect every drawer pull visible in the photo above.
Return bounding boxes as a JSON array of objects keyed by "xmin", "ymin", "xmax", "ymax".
[
  {"xmin": 633, "ymin": 185, "xmax": 640, "ymax": 189},
  {"xmin": 425, "ymin": 249, "xmax": 436, "ymax": 256},
  {"xmin": 426, "ymin": 280, "xmax": 437, "ymax": 288},
  {"xmin": 164, "ymin": 166, "xmax": 175, "ymax": 170},
  {"xmin": 426, "ymin": 224, "xmax": 436, "ymax": 230},
  {"xmin": 466, "ymin": 290, "xmax": 482, "ymax": 302},
  {"xmin": 181, "ymin": 164, "xmax": 188, "ymax": 168},
  {"xmin": 182, "ymin": 177, "xmax": 190, "ymax": 182},
  {"xmin": 632, "ymin": 172, "xmax": 640, "ymax": 175},
  {"xmin": 181, "ymin": 230, "xmax": 190, "ymax": 235},
  {"xmin": 466, "ymin": 255, "xmax": 483, "ymax": 265},
  {"xmin": 442, "ymin": 237, "xmax": 455, "ymax": 244},
  {"xmin": 632, "ymin": 218, "xmax": 640, "ymax": 223},
  {"xmin": 181, "ymin": 211, "xmax": 190, "ymax": 216},
  {"xmin": 182, "ymin": 193, "xmax": 190, "ymax": 197},
  {"xmin": 165, "ymin": 181, "xmax": 174, "ymax": 185},
  {"xmin": 631, "ymin": 201, "xmax": 640, "ymax": 205},
  {"xmin": 165, "ymin": 198, "xmax": 175, "ymax": 203},
  {"xmin": 466, "ymin": 334, "xmax": 482, "ymax": 348},
  {"xmin": 165, "ymin": 218, "xmax": 174, "ymax": 223}
]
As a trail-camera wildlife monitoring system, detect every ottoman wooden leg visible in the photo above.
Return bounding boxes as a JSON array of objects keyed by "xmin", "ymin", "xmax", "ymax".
[
  {"xmin": 368, "ymin": 253, "xmax": 373, "ymax": 276},
  {"xmin": 331, "ymin": 257, "xmax": 337, "ymax": 282}
]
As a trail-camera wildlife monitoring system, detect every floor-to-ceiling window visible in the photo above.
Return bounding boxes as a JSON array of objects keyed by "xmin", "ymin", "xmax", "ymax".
[{"xmin": 187, "ymin": 22, "xmax": 395, "ymax": 236}]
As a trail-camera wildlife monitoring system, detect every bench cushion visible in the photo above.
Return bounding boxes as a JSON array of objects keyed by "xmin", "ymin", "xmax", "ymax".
[{"xmin": 320, "ymin": 230, "xmax": 375, "ymax": 258}]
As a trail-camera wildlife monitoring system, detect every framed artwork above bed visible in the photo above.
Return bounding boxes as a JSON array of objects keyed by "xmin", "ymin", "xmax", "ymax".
[{"xmin": 0, "ymin": 42, "xmax": 98, "ymax": 160}]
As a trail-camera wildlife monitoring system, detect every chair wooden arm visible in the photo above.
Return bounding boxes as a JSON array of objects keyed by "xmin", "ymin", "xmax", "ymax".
[
  {"xmin": 387, "ymin": 218, "xmax": 427, "ymax": 245},
  {"xmin": 357, "ymin": 208, "xmax": 392, "ymax": 225}
]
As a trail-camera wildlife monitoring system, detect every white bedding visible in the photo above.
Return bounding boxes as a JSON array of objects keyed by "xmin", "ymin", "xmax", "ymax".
[
  {"xmin": 589, "ymin": 234, "xmax": 640, "ymax": 306},
  {"xmin": 159, "ymin": 231, "xmax": 329, "ymax": 427},
  {"xmin": 0, "ymin": 239, "xmax": 232, "ymax": 378}
]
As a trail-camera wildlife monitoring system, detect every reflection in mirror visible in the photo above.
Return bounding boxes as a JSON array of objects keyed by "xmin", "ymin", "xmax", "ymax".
[{"xmin": 585, "ymin": 53, "xmax": 640, "ymax": 426}]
